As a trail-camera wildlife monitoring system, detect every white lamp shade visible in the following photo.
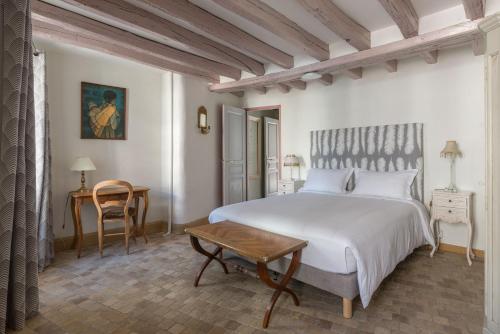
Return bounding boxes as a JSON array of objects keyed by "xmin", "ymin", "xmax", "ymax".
[
  {"xmin": 70, "ymin": 157, "xmax": 96, "ymax": 171},
  {"xmin": 283, "ymin": 154, "xmax": 300, "ymax": 167}
]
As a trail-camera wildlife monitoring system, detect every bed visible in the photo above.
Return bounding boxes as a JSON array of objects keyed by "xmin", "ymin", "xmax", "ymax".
[{"xmin": 209, "ymin": 123, "xmax": 435, "ymax": 318}]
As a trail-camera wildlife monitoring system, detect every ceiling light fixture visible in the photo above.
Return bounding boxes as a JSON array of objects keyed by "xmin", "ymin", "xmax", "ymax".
[{"xmin": 300, "ymin": 72, "xmax": 322, "ymax": 81}]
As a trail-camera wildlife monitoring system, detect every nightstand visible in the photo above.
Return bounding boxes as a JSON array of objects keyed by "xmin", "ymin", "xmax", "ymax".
[
  {"xmin": 277, "ymin": 179, "xmax": 304, "ymax": 195},
  {"xmin": 429, "ymin": 190, "xmax": 475, "ymax": 265}
]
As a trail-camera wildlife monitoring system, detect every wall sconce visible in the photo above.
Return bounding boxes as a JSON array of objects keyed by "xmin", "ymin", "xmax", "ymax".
[{"xmin": 198, "ymin": 106, "xmax": 210, "ymax": 134}]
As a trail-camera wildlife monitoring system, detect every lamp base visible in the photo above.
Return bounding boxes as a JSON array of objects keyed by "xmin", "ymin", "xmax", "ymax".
[{"xmin": 76, "ymin": 186, "xmax": 89, "ymax": 193}]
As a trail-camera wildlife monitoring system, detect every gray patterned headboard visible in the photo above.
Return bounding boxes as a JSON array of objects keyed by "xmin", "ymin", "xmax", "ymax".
[{"xmin": 310, "ymin": 123, "xmax": 424, "ymax": 202}]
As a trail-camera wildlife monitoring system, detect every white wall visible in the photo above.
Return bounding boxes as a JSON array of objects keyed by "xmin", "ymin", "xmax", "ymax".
[
  {"xmin": 242, "ymin": 47, "xmax": 486, "ymax": 250},
  {"xmin": 170, "ymin": 74, "xmax": 240, "ymax": 226},
  {"xmin": 37, "ymin": 40, "xmax": 169, "ymax": 238},
  {"xmin": 38, "ymin": 39, "xmax": 239, "ymax": 238}
]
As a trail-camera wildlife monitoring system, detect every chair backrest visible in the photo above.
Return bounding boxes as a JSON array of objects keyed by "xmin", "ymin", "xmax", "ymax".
[{"xmin": 92, "ymin": 180, "xmax": 134, "ymax": 219}]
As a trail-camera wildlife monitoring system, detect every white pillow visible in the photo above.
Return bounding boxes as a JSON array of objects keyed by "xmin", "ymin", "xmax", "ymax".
[
  {"xmin": 351, "ymin": 169, "xmax": 418, "ymax": 200},
  {"xmin": 300, "ymin": 168, "xmax": 353, "ymax": 194}
]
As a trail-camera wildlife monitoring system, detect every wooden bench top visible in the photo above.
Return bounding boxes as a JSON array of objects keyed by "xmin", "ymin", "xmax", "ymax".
[{"xmin": 185, "ymin": 221, "xmax": 307, "ymax": 263}]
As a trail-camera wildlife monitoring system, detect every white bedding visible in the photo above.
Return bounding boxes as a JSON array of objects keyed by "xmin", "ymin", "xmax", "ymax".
[{"xmin": 208, "ymin": 191, "xmax": 434, "ymax": 307}]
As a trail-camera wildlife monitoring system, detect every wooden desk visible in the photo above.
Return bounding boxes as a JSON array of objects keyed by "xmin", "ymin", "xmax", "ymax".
[
  {"xmin": 185, "ymin": 221, "xmax": 307, "ymax": 328},
  {"xmin": 70, "ymin": 186, "xmax": 150, "ymax": 258}
]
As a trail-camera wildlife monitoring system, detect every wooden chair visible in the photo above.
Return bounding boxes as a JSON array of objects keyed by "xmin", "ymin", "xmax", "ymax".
[{"xmin": 92, "ymin": 180, "xmax": 137, "ymax": 256}]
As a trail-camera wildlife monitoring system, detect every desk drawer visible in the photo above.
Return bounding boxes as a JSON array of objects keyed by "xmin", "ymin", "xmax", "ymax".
[{"xmin": 434, "ymin": 195, "xmax": 467, "ymax": 209}]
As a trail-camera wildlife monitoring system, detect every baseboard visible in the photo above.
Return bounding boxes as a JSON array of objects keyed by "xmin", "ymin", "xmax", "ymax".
[
  {"xmin": 425, "ymin": 242, "xmax": 484, "ymax": 258},
  {"xmin": 54, "ymin": 220, "xmax": 167, "ymax": 253},
  {"xmin": 172, "ymin": 217, "xmax": 209, "ymax": 235}
]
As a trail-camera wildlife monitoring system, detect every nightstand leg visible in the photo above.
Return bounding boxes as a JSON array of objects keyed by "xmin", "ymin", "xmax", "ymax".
[
  {"xmin": 466, "ymin": 219, "xmax": 473, "ymax": 266},
  {"xmin": 430, "ymin": 218, "xmax": 438, "ymax": 257}
]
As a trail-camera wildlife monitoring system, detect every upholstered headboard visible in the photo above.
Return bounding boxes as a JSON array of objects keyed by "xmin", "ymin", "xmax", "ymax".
[{"xmin": 310, "ymin": 123, "xmax": 424, "ymax": 202}]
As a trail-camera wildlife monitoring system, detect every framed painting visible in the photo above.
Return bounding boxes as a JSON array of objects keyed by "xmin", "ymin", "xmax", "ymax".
[{"xmin": 81, "ymin": 82, "xmax": 127, "ymax": 140}]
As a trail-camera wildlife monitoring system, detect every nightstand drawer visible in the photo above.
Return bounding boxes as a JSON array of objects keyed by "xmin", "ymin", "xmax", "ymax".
[
  {"xmin": 434, "ymin": 207, "xmax": 467, "ymax": 222},
  {"xmin": 434, "ymin": 195, "xmax": 467, "ymax": 208},
  {"xmin": 278, "ymin": 182, "xmax": 294, "ymax": 192}
]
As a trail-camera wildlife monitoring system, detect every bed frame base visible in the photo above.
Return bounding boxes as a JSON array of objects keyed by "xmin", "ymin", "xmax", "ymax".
[{"xmin": 222, "ymin": 253, "xmax": 359, "ymax": 319}]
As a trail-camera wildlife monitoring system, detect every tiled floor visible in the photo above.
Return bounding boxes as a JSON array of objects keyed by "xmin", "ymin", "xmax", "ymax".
[{"xmin": 14, "ymin": 234, "xmax": 484, "ymax": 334}]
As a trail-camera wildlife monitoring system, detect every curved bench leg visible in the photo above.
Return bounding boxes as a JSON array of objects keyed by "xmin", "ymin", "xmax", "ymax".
[
  {"xmin": 256, "ymin": 250, "xmax": 302, "ymax": 328},
  {"xmin": 190, "ymin": 236, "xmax": 228, "ymax": 287}
]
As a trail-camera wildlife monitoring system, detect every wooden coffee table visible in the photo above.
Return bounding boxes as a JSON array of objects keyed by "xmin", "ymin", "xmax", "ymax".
[{"xmin": 185, "ymin": 221, "xmax": 308, "ymax": 328}]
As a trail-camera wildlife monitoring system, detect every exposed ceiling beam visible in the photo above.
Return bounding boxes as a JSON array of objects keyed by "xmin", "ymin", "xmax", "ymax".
[
  {"xmin": 377, "ymin": 0, "xmax": 440, "ymax": 64},
  {"xmin": 212, "ymin": 0, "xmax": 329, "ymax": 61},
  {"xmin": 384, "ymin": 59, "xmax": 398, "ymax": 72},
  {"xmin": 209, "ymin": 20, "xmax": 482, "ymax": 93},
  {"xmin": 231, "ymin": 91, "xmax": 245, "ymax": 97},
  {"xmin": 32, "ymin": 20, "xmax": 220, "ymax": 83},
  {"xmin": 318, "ymin": 74, "xmax": 334, "ymax": 85},
  {"xmin": 286, "ymin": 80, "xmax": 306, "ymax": 90},
  {"xmin": 254, "ymin": 87, "xmax": 267, "ymax": 95},
  {"xmin": 377, "ymin": 0, "xmax": 418, "ymax": 38},
  {"xmin": 276, "ymin": 83, "xmax": 290, "ymax": 93},
  {"xmin": 32, "ymin": 0, "xmax": 240, "ymax": 80},
  {"xmin": 472, "ymin": 35, "xmax": 486, "ymax": 55},
  {"xmin": 297, "ymin": 0, "xmax": 370, "ymax": 50},
  {"xmin": 421, "ymin": 50, "xmax": 438, "ymax": 64},
  {"xmin": 462, "ymin": 0, "xmax": 485, "ymax": 20},
  {"xmin": 140, "ymin": 0, "xmax": 293, "ymax": 69},
  {"xmin": 62, "ymin": 0, "xmax": 265, "ymax": 75},
  {"xmin": 345, "ymin": 68, "xmax": 363, "ymax": 79}
]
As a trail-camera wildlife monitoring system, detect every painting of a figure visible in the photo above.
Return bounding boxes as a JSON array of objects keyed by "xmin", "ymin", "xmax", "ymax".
[{"xmin": 81, "ymin": 82, "xmax": 126, "ymax": 139}]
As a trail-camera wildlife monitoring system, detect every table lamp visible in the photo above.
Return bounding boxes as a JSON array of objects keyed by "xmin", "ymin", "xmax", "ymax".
[
  {"xmin": 284, "ymin": 154, "xmax": 300, "ymax": 180},
  {"xmin": 70, "ymin": 157, "xmax": 96, "ymax": 192},
  {"xmin": 440, "ymin": 140, "xmax": 462, "ymax": 192}
]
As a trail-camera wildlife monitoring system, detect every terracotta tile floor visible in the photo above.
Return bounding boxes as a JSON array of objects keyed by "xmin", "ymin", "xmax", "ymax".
[{"xmin": 14, "ymin": 234, "xmax": 484, "ymax": 334}]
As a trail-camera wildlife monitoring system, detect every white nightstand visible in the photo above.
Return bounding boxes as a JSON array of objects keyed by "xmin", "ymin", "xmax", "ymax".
[
  {"xmin": 429, "ymin": 190, "xmax": 475, "ymax": 265},
  {"xmin": 277, "ymin": 179, "xmax": 304, "ymax": 195}
]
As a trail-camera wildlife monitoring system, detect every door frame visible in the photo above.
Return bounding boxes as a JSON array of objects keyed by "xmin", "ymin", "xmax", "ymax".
[{"xmin": 245, "ymin": 105, "xmax": 282, "ymax": 181}]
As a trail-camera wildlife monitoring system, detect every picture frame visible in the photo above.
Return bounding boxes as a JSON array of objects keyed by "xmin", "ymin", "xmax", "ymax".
[{"xmin": 81, "ymin": 81, "xmax": 127, "ymax": 140}]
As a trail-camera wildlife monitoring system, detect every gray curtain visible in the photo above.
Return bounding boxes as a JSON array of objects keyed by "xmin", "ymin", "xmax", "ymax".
[
  {"xmin": 0, "ymin": 0, "xmax": 40, "ymax": 333},
  {"xmin": 34, "ymin": 52, "xmax": 54, "ymax": 271}
]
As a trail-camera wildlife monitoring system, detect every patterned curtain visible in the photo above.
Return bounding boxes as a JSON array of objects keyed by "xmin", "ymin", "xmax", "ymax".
[
  {"xmin": 0, "ymin": 0, "xmax": 39, "ymax": 333},
  {"xmin": 34, "ymin": 52, "xmax": 53, "ymax": 272}
]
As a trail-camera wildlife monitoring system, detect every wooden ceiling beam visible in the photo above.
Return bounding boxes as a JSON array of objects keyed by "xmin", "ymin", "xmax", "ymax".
[
  {"xmin": 32, "ymin": 20, "xmax": 220, "ymax": 83},
  {"xmin": 213, "ymin": 0, "xmax": 330, "ymax": 60},
  {"xmin": 276, "ymin": 83, "xmax": 290, "ymax": 93},
  {"xmin": 32, "ymin": 0, "xmax": 240, "ymax": 80},
  {"xmin": 377, "ymin": 0, "xmax": 419, "ymax": 38},
  {"xmin": 345, "ymin": 68, "xmax": 363, "ymax": 80},
  {"xmin": 212, "ymin": 0, "xmax": 329, "ymax": 61},
  {"xmin": 462, "ymin": 0, "xmax": 485, "ymax": 20},
  {"xmin": 318, "ymin": 74, "xmax": 334, "ymax": 85},
  {"xmin": 384, "ymin": 59, "xmax": 398, "ymax": 72},
  {"xmin": 231, "ymin": 91, "xmax": 245, "ymax": 97},
  {"xmin": 61, "ymin": 0, "xmax": 265, "ymax": 75},
  {"xmin": 209, "ymin": 20, "xmax": 482, "ymax": 93},
  {"xmin": 254, "ymin": 87, "xmax": 267, "ymax": 95},
  {"xmin": 286, "ymin": 80, "xmax": 307, "ymax": 90},
  {"xmin": 421, "ymin": 50, "xmax": 438, "ymax": 64},
  {"xmin": 297, "ymin": 0, "xmax": 370, "ymax": 50},
  {"xmin": 377, "ymin": 0, "xmax": 442, "ymax": 65},
  {"xmin": 140, "ymin": 0, "xmax": 293, "ymax": 69},
  {"xmin": 472, "ymin": 35, "xmax": 486, "ymax": 55}
]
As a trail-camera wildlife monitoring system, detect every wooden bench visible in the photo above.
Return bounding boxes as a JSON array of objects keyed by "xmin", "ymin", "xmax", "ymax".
[{"xmin": 185, "ymin": 220, "xmax": 308, "ymax": 328}]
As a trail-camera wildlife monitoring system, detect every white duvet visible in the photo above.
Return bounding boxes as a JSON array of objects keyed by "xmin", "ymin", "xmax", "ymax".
[{"xmin": 208, "ymin": 191, "xmax": 435, "ymax": 307}]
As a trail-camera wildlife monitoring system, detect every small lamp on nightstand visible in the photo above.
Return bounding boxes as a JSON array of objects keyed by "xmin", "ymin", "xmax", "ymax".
[
  {"xmin": 70, "ymin": 157, "xmax": 96, "ymax": 192},
  {"xmin": 440, "ymin": 140, "xmax": 462, "ymax": 192},
  {"xmin": 284, "ymin": 154, "xmax": 300, "ymax": 180}
]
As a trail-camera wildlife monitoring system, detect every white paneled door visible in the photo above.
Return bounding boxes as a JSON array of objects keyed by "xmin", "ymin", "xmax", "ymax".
[
  {"xmin": 222, "ymin": 105, "xmax": 247, "ymax": 205},
  {"xmin": 264, "ymin": 117, "xmax": 279, "ymax": 197}
]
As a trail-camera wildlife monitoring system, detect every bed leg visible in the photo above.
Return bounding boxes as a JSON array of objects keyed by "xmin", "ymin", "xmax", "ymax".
[{"xmin": 342, "ymin": 298, "xmax": 353, "ymax": 319}]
